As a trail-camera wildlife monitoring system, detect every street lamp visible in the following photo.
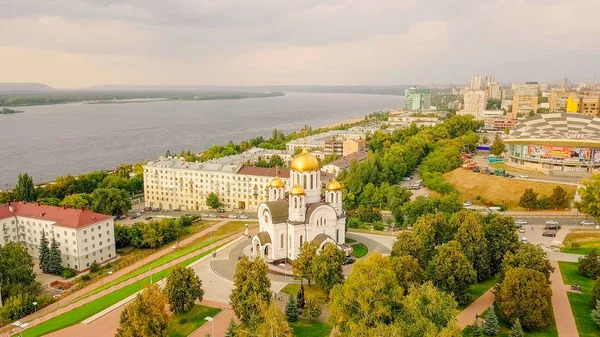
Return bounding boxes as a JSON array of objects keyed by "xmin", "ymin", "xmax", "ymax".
[
  {"xmin": 32, "ymin": 301, "xmax": 38, "ymax": 314},
  {"xmin": 12, "ymin": 321, "xmax": 29, "ymax": 337},
  {"xmin": 149, "ymin": 266, "xmax": 153, "ymax": 284},
  {"xmin": 205, "ymin": 316, "xmax": 215, "ymax": 337},
  {"xmin": 108, "ymin": 270, "xmax": 113, "ymax": 288}
]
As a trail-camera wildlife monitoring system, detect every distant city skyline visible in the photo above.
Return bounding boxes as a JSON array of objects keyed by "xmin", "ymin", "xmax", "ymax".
[{"xmin": 1, "ymin": 0, "xmax": 599, "ymax": 88}]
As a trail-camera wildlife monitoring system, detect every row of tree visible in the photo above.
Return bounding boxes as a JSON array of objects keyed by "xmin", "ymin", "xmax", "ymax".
[
  {"xmin": 518, "ymin": 186, "xmax": 570, "ymax": 210},
  {"xmin": 114, "ymin": 216, "xmax": 194, "ymax": 249}
]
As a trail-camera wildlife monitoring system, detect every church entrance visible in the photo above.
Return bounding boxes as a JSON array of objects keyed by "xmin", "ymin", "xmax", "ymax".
[{"xmin": 264, "ymin": 246, "xmax": 269, "ymax": 257}]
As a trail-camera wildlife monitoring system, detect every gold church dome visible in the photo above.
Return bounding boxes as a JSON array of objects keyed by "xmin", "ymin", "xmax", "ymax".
[
  {"xmin": 290, "ymin": 149, "xmax": 320, "ymax": 172},
  {"xmin": 269, "ymin": 176, "xmax": 285, "ymax": 189},
  {"xmin": 326, "ymin": 179, "xmax": 342, "ymax": 191},
  {"xmin": 290, "ymin": 184, "xmax": 306, "ymax": 196}
]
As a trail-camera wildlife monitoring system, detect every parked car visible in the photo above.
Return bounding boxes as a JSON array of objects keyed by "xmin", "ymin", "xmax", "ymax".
[
  {"xmin": 521, "ymin": 237, "xmax": 528, "ymax": 243},
  {"xmin": 515, "ymin": 219, "xmax": 528, "ymax": 225},
  {"xmin": 239, "ymin": 215, "xmax": 249, "ymax": 219},
  {"xmin": 545, "ymin": 225, "xmax": 561, "ymax": 230},
  {"xmin": 463, "ymin": 201, "xmax": 473, "ymax": 207},
  {"xmin": 545, "ymin": 220, "xmax": 559, "ymax": 225},
  {"xmin": 143, "ymin": 207, "xmax": 152, "ymax": 211},
  {"xmin": 228, "ymin": 215, "xmax": 238, "ymax": 219},
  {"xmin": 152, "ymin": 208, "xmax": 160, "ymax": 212},
  {"xmin": 519, "ymin": 228, "xmax": 525, "ymax": 233},
  {"xmin": 581, "ymin": 220, "xmax": 596, "ymax": 226},
  {"xmin": 130, "ymin": 215, "xmax": 139, "ymax": 220},
  {"xmin": 208, "ymin": 214, "xmax": 217, "ymax": 218},
  {"xmin": 218, "ymin": 215, "xmax": 228, "ymax": 218},
  {"xmin": 236, "ymin": 210, "xmax": 244, "ymax": 214},
  {"xmin": 343, "ymin": 256, "xmax": 356, "ymax": 265},
  {"xmin": 542, "ymin": 231, "xmax": 557, "ymax": 237},
  {"xmin": 217, "ymin": 209, "xmax": 226, "ymax": 213},
  {"xmin": 145, "ymin": 216, "xmax": 152, "ymax": 221}
]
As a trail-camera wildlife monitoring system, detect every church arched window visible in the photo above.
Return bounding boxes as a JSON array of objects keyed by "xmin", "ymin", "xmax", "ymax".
[
  {"xmin": 280, "ymin": 234, "xmax": 284, "ymax": 248},
  {"xmin": 336, "ymin": 193, "xmax": 338, "ymax": 203},
  {"xmin": 300, "ymin": 235, "xmax": 303, "ymax": 247},
  {"xmin": 294, "ymin": 197, "xmax": 298, "ymax": 208},
  {"xmin": 310, "ymin": 174, "xmax": 313, "ymax": 189},
  {"xmin": 303, "ymin": 175, "xmax": 307, "ymax": 189}
]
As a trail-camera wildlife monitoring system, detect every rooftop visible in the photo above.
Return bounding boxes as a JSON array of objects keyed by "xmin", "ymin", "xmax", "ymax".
[
  {"xmin": 507, "ymin": 112, "xmax": 600, "ymax": 144},
  {"xmin": 0, "ymin": 202, "xmax": 112, "ymax": 229},
  {"xmin": 237, "ymin": 166, "xmax": 291, "ymax": 178},
  {"xmin": 324, "ymin": 151, "xmax": 369, "ymax": 169},
  {"xmin": 287, "ymin": 130, "xmax": 364, "ymax": 145}
]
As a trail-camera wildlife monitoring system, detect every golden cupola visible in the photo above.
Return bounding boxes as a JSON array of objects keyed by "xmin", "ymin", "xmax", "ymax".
[
  {"xmin": 326, "ymin": 179, "xmax": 342, "ymax": 191},
  {"xmin": 269, "ymin": 176, "xmax": 285, "ymax": 189},
  {"xmin": 290, "ymin": 149, "xmax": 319, "ymax": 172},
  {"xmin": 290, "ymin": 184, "xmax": 306, "ymax": 196}
]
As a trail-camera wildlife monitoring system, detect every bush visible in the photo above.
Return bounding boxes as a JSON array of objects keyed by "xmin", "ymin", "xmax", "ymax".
[
  {"xmin": 571, "ymin": 242, "xmax": 581, "ymax": 250},
  {"xmin": 578, "ymin": 249, "xmax": 600, "ymax": 279},
  {"xmin": 347, "ymin": 217, "xmax": 362, "ymax": 229},
  {"xmin": 61, "ymin": 268, "xmax": 76, "ymax": 279},
  {"xmin": 1, "ymin": 293, "xmax": 36, "ymax": 321},
  {"xmin": 89, "ymin": 261, "xmax": 101, "ymax": 273},
  {"xmin": 372, "ymin": 221, "xmax": 385, "ymax": 231},
  {"xmin": 590, "ymin": 277, "xmax": 600, "ymax": 307},
  {"xmin": 81, "ymin": 274, "xmax": 91, "ymax": 282}
]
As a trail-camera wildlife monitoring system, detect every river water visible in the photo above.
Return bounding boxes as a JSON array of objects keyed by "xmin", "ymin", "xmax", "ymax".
[{"xmin": 0, "ymin": 92, "xmax": 403, "ymax": 188}]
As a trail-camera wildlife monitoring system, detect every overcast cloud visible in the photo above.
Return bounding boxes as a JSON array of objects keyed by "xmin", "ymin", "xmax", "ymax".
[{"xmin": 0, "ymin": 0, "xmax": 598, "ymax": 88}]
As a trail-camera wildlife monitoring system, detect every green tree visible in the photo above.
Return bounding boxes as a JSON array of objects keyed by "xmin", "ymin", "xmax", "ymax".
[
  {"xmin": 39, "ymin": 197, "xmax": 61, "ymax": 206},
  {"xmin": 496, "ymin": 268, "xmax": 553, "ymax": 330},
  {"xmin": 255, "ymin": 302, "xmax": 293, "ymax": 337},
  {"xmin": 39, "ymin": 230, "xmax": 51, "ymax": 274},
  {"xmin": 355, "ymin": 204, "xmax": 382, "ymax": 223},
  {"xmin": 206, "ymin": 192, "xmax": 223, "ymax": 209},
  {"xmin": 490, "ymin": 135, "xmax": 506, "ymax": 156},
  {"xmin": 116, "ymin": 283, "xmax": 169, "ymax": 337},
  {"xmin": 0, "ymin": 242, "xmax": 38, "ymax": 300},
  {"xmin": 412, "ymin": 214, "xmax": 437, "ymax": 263},
  {"xmin": 483, "ymin": 214, "xmax": 519, "ymax": 275},
  {"xmin": 14, "ymin": 173, "xmax": 36, "ymax": 202},
  {"xmin": 1, "ymin": 292, "xmax": 36, "ymax": 321},
  {"xmin": 578, "ymin": 249, "xmax": 600, "ymax": 279},
  {"xmin": 101, "ymin": 175, "xmax": 131, "ymax": 191},
  {"xmin": 61, "ymin": 193, "xmax": 91, "ymax": 209},
  {"xmin": 284, "ymin": 295, "xmax": 299, "ymax": 322},
  {"xmin": 509, "ymin": 319, "xmax": 524, "ymax": 337},
  {"xmin": 549, "ymin": 186, "xmax": 569, "ymax": 209},
  {"xmin": 293, "ymin": 241, "xmax": 318, "ymax": 286},
  {"xmin": 592, "ymin": 300, "xmax": 600, "ymax": 328},
  {"xmin": 472, "ymin": 320, "xmax": 482, "ymax": 337},
  {"xmin": 329, "ymin": 253, "xmax": 404, "ymax": 334},
  {"xmin": 224, "ymin": 318, "xmax": 237, "ymax": 337},
  {"xmin": 229, "ymin": 256, "xmax": 271, "ymax": 328},
  {"xmin": 90, "ymin": 188, "xmax": 132, "ymax": 218},
  {"xmin": 312, "ymin": 244, "xmax": 345, "ymax": 295},
  {"xmin": 518, "ymin": 188, "xmax": 538, "ymax": 210},
  {"xmin": 482, "ymin": 304, "xmax": 499, "ymax": 336},
  {"xmin": 500, "ymin": 244, "xmax": 554, "ymax": 282},
  {"xmin": 456, "ymin": 213, "xmax": 491, "ymax": 281},
  {"xmin": 390, "ymin": 255, "xmax": 425, "ymax": 293},
  {"xmin": 49, "ymin": 237, "xmax": 63, "ymax": 274},
  {"xmin": 391, "ymin": 231, "xmax": 426, "ymax": 267},
  {"xmin": 163, "ymin": 265, "xmax": 204, "ymax": 314},
  {"xmin": 577, "ymin": 174, "xmax": 600, "ymax": 221},
  {"xmin": 427, "ymin": 240, "xmax": 477, "ymax": 305},
  {"xmin": 590, "ymin": 277, "xmax": 600, "ymax": 307},
  {"xmin": 303, "ymin": 295, "xmax": 322, "ymax": 322}
]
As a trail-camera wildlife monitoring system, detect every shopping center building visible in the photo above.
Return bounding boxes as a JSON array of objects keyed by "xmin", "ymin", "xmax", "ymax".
[{"xmin": 505, "ymin": 113, "xmax": 600, "ymax": 175}]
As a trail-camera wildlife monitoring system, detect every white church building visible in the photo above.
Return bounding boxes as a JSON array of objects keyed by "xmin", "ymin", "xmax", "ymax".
[{"xmin": 251, "ymin": 149, "xmax": 348, "ymax": 262}]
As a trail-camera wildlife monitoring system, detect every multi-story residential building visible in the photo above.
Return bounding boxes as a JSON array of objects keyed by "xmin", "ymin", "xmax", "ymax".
[
  {"xmin": 484, "ymin": 75, "xmax": 494, "ymax": 89},
  {"xmin": 486, "ymin": 82, "xmax": 503, "ymax": 100},
  {"xmin": 322, "ymin": 151, "xmax": 368, "ymax": 177},
  {"xmin": 502, "ymin": 88, "xmax": 514, "ymax": 100},
  {"xmin": 206, "ymin": 148, "xmax": 292, "ymax": 167},
  {"xmin": 511, "ymin": 82, "xmax": 539, "ymax": 96},
  {"xmin": 0, "ymin": 202, "xmax": 116, "ymax": 272},
  {"xmin": 549, "ymin": 89, "xmax": 578, "ymax": 112},
  {"xmin": 566, "ymin": 96, "xmax": 600, "ymax": 116},
  {"xmin": 462, "ymin": 89, "xmax": 486, "ymax": 115},
  {"xmin": 470, "ymin": 75, "xmax": 482, "ymax": 90},
  {"xmin": 285, "ymin": 130, "xmax": 365, "ymax": 153},
  {"xmin": 512, "ymin": 95, "xmax": 539, "ymax": 118},
  {"xmin": 342, "ymin": 138, "xmax": 366, "ymax": 157},
  {"xmin": 144, "ymin": 158, "xmax": 298, "ymax": 211},
  {"xmin": 324, "ymin": 138, "xmax": 344, "ymax": 156},
  {"xmin": 387, "ymin": 113, "xmax": 441, "ymax": 127},
  {"xmin": 404, "ymin": 87, "xmax": 431, "ymax": 111}
]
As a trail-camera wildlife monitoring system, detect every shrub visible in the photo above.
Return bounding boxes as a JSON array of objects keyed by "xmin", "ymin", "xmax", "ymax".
[
  {"xmin": 89, "ymin": 261, "xmax": 101, "ymax": 273},
  {"xmin": 61, "ymin": 268, "xmax": 76, "ymax": 279},
  {"xmin": 81, "ymin": 274, "xmax": 91, "ymax": 282},
  {"xmin": 578, "ymin": 250, "xmax": 600, "ymax": 279},
  {"xmin": 590, "ymin": 277, "xmax": 600, "ymax": 307},
  {"xmin": 1, "ymin": 293, "xmax": 36, "ymax": 321},
  {"xmin": 347, "ymin": 217, "xmax": 361, "ymax": 229},
  {"xmin": 372, "ymin": 221, "xmax": 385, "ymax": 231},
  {"xmin": 571, "ymin": 242, "xmax": 581, "ymax": 250}
]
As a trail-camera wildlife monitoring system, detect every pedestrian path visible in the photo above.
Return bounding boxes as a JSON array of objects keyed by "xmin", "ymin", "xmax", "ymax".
[
  {"xmin": 190, "ymin": 301, "xmax": 239, "ymax": 337},
  {"xmin": 549, "ymin": 260, "xmax": 579, "ymax": 337},
  {"xmin": 456, "ymin": 289, "xmax": 495, "ymax": 329}
]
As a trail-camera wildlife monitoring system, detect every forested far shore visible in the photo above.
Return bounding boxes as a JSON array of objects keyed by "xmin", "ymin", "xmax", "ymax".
[{"xmin": 0, "ymin": 107, "xmax": 24, "ymax": 114}]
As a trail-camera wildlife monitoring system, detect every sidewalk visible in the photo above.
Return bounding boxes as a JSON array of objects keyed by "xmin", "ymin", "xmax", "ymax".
[
  {"xmin": 549, "ymin": 261, "xmax": 579, "ymax": 337},
  {"xmin": 1, "ymin": 220, "xmax": 234, "ymax": 335},
  {"xmin": 456, "ymin": 289, "xmax": 495, "ymax": 329},
  {"xmin": 190, "ymin": 301, "xmax": 239, "ymax": 337}
]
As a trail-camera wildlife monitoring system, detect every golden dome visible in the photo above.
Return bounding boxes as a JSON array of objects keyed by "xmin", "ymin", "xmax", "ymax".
[
  {"xmin": 269, "ymin": 176, "xmax": 285, "ymax": 189},
  {"xmin": 290, "ymin": 184, "xmax": 306, "ymax": 196},
  {"xmin": 291, "ymin": 149, "xmax": 319, "ymax": 172},
  {"xmin": 326, "ymin": 179, "xmax": 341, "ymax": 191}
]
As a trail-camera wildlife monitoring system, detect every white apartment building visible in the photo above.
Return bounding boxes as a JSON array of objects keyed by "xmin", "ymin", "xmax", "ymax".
[
  {"xmin": 206, "ymin": 148, "xmax": 292, "ymax": 166},
  {"xmin": 0, "ymin": 202, "xmax": 116, "ymax": 272},
  {"xmin": 471, "ymin": 75, "xmax": 482, "ymax": 90},
  {"xmin": 462, "ymin": 89, "xmax": 486, "ymax": 115},
  {"xmin": 285, "ymin": 130, "xmax": 365, "ymax": 153},
  {"xmin": 144, "ymin": 158, "xmax": 295, "ymax": 211}
]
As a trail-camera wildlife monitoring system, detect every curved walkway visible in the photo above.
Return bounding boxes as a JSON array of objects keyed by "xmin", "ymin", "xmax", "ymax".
[
  {"xmin": 549, "ymin": 260, "xmax": 579, "ymax": 337},
  {"xmin": 456, "ymin": 289, "xmax": 495, "ymax": 329}
]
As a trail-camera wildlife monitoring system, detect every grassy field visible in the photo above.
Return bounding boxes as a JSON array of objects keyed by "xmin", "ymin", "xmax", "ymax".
[
  {"xmin": 281, "ymin": 284, "xmax": 328, "ymax": 303},
  {"xmin": 444, "ymin": 168, "xmax": 576, "ymax": 210},
  {"xmin": 345, "ymin": 238, "xmax": 356, "ymax": 244},
  {"xmin": 558, "ymin": 261, "xmax": 600, "ymax": 337},
  {"xmin": 350, "ymin": 243, "xmax": 368, "ymax": 258},
  {"xmin": 562, "ymin": 231, "xmax": 600, "ymax": 254},
  {"xmin": 20, "ymin": 245, "xmax": 223, "ymax": 337},
  {"xmin": 167, "ymin": 305, "xmax": 221, "ymax": 337},
  {"xmin": 290, "ymin": 320, "xmax": 332, "ymax": 337},
  {"xmin": 459, "ymin": 276, "xmax": 498, "ymax": 309}
]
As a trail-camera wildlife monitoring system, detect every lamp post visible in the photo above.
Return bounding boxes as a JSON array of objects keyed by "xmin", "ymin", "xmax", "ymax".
[
  {"xmin": 33, "ymin": 301, "xmax": 38, "ymax": 315},
  {"xmin": 149, "ymin": 266, "xmax": 153, "ymax": 284},
  {"xmin": 108, "ymin": 270, "xmax": 113, "ymax": 288},
  {"xmin": 12, "ymin": 321, "xmax": 29, "ymax": 337},
  {"xmin": 205, "ymin": 316, "xmax": 214, "ymax": 337}
]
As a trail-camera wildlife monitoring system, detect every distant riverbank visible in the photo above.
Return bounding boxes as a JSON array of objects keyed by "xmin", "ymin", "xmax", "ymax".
[{"xmin": 0, "ymin": 108, "xmax": 24, "ymax": 115}]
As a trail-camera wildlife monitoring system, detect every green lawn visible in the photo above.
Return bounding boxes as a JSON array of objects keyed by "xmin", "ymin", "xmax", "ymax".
[
  {"xmin": 462, "ymin": 322, "xmax": 557, "ymax": 337},
  {"xmin": 459, "ymin": 276, "xmax": 498, "ymax": 309},
  {"xmin": 20, "ymin": 246, "xmax": 222, "ymax": 337},
  {"xmin": 351, "ymin": 243, "xmax": 368, "ymax": 258},
  {"xmin": 281, "ymin": 284, "xmax": 327, "ymax": 303},
  {"xmin": 558, "ymin": 261, "xmax": 600, "ymax": 337},
  {"xmin": 290, "ymin": 320, "xmax": 332, "ymax": 337},
  {"xmin": 562, "ymin": 231, "xmax": 600, "ymax": 254},
  {"xmin": 345, "ymin": 238, "xmax": 356, "ymax": 244},
  {"xmin": 167, "ymin": 305, "xmax": 222, "ymax": 337}
]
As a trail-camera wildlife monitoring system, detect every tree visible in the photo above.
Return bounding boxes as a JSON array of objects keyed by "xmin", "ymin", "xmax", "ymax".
[
  {"xmin": 578, "ymin": 249, "xmax": 600, "ymax": 279},
  {"xmin": 312, "ymin": 244, "xmax": 345, "ymax": 295},
  {"xmin": 549, "ymin": 186, "xmax": 569, "ymax": 209},
  {"xmin": 1, "ymin": 292, "xmax": 36, "ymax": 321},
  {"xmin": 577, "ymin": 174, "xmax": 600, "ymax": 221},
  {"xmin": 255, "ymin": 302, "xmax": 293, "ymax": 337},
  {"xmin": 482, "ymin": 304, "xmax": 499, "ymax": 336},
  {"xmin": 224, "ymin": 318, "xmax": 237, "ymax": 337},
  {"xmin": 329, "ymin": 253, "xmax": 404, "ymax": 334},
  {"xmin": 496, "ymin": 267, "xmax": 553, "ymax": 330},
  {"xmin": 509, "ymin": 319, "xmax": 524, "ymax": 337},
  {"xmin": 49, "ymin": 237, "xmax": 63, "ymax": 275},
  {"xmin": 90, "ymin": 188, "xmax": 132, "ymax": 218},
  {"xmin": 0, "ymin": 243, "xmax": 38, "ymax": 300},
  {"xmin": 483, "ymin": 214, "xmax": 519, "ymax": 275},
  {"xmin": 456, "ymin": 214, "xmax": 491, "ymax": 281},
  {"xmin": 519, "ymin": 188, "xmax": 538, "ymax": 210},
  {"xmin": 412, "ymin": 215, "xmax": 437, "ymax": 263},
  {"xmin": 284, "ymin": 295, "xmax": 299, "ymax": 322},
  {"xmin": 500, "ymin": 244, "xmax": 554, "ymax": 282},
  {"xmin": 389, "ymin": 255, "xmax": 424, "ymax": 293},
  {"xmin": 303, "ymin": 295, "xmax": 322, "ymax": 322},
  {"xmin": 490, "ymin": 135, "xmax": 506, "ymax": 156},
  {"xmin": 590, "ymin": 277, "xmax": 600, "ymax": 307},
  {"xmin": 293, "ymin": 241, "xmax": 318, "ymax": 286},
  {"xmin": 164, "ymin": 265, "xmax": 204, "ymax": 314},
  {"xmin": 391, "ymin": 231, "xmax": 427, "ymax": 267},
  {"xmin": 229, "ymin": 256, "xmax": 271, "ymax": 327},
  {"xmin": 592, "ymin": 300, "xmax": 600, "ymax": 328},
  {"xmin": 14, "ymin": 173, "xmax": 36, "ymax": 202},
  {"xmin": 116, "ymin": 283, "xmax": 169, "ymax": 337},
  {"xmin": 355, "ymin": 204, "xmax": 382, "ymax": 223},
  {"xmin": 472, "ymin": 321, "xmax": 482, "ymax": 337},
  {"xmin": 206, "ymin": 192, "xmax": 223, "ymax": 209},
  {"xmin": 39, "ymin": 230, "xmax": 51, "ymax": 274},
  {"xmin": 61, "ymin": 193, "xmax": 91, "ymax": 209},
  {"xmin": 427, "ymin": 240, "xmax": 477, "ymax": 305}
]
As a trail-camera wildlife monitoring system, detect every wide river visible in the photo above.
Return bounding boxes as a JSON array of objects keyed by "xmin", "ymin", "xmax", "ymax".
[{"xmin": 0, "ymin": 92, "xmax": 403, "ymax": 188}]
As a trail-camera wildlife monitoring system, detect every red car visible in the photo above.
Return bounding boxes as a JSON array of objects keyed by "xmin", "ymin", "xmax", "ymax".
[{"xmin": 219, "ymin": 215, "xmax": 228, "ymax": 218}]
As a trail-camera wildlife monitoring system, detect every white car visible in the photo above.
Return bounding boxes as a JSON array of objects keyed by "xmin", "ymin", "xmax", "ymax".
[
  {"xmin": 519, "ymin": 228, "xmax": 525, "ymax": 233},
  {"xmin": 581, "ymin": 220, "xmax": 596, "ymax": 226},
  {"xmin": 239, "ymin": 215, "xmax": 249, "ymax": 219},
  {"xmin": 521, "ymin": 237, "xmax": 528, "ymax": 243},
  {"xmin": 545, "ymin": 220, "xmax": 559, "ymax": 225},
  {"xmin": 228, "ymin": 214, "xmax": 238, "ymax": 219},
  {"xmin": 519, "ymin": 174, "xmax": 529, "ymax": 179},
  {"xmin": 463, "ymin": 201, "xmax": 473, "ymax": 207},
  {"xmin": 515, "ymin": 220, "xmax": 528, "ymax": 225},
  {"xmin": 402, "ymin": 177, "xmax": 411, "ymax": 181}
]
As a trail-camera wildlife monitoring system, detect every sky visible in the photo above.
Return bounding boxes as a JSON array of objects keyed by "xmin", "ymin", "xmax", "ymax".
[{"xmin": 0, "ymin": 0, "xmax": 599, "ymax": 88}]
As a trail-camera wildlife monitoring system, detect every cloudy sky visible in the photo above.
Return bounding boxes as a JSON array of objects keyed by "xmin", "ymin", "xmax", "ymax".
[{"xmin": 0, "ymin": 0, "xmax": 599, "ymax": 88}]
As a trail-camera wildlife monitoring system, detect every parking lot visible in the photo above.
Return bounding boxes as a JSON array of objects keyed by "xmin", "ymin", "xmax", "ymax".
[{"xmin": 512, "ymin": 216, "xmax": 597, "ymax": 247}]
